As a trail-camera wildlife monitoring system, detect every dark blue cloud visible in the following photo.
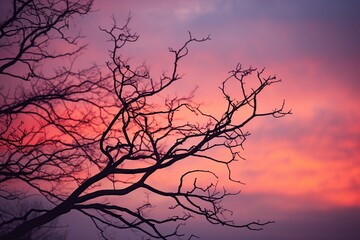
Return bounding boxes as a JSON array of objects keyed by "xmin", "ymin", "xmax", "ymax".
[
  {"xmin": 226, "ymin": 0, "xmax": 360, "ymax": 23},
  {"xmin": 183, "ymin": 199, "xmax": 360, "ymax": 240}
]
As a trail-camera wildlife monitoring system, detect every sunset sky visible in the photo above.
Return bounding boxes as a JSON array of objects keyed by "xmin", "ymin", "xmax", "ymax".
[{"xmin": 18, "ymin": 0, "xmax": 360, "ymax": 239}]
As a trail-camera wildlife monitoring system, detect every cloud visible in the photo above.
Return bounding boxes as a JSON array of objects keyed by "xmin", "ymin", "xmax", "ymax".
[
  {"xmin": 25, "ymin": 0, "xmax": 360, "ymax": 239},
  {"xmin": 180, "ymin": 196, "xmax": 360, "ymax": 240},
  {"xmin": 174, "ymin": 2, "xmax": 217, "ymax": 22}
]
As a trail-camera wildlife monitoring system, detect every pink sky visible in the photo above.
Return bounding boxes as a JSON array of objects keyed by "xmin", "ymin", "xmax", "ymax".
[{"xmin": 9, "ymin": 0, "xmax": 359, "ymax": 239}]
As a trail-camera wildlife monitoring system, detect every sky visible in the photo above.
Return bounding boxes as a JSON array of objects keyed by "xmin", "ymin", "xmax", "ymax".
[
  {"xmin": 60, "ymin": 0, "xmax": 360, "ymax": 239},
  {"xmin": 4, "ymin": 0, "xmax": 360, "ymax": 239}
]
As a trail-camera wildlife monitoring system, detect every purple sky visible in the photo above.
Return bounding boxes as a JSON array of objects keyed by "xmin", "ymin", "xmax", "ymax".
[
  {"xmin": 57, "ymin": 0, "xmax": 360, "ymax": 239},
  {"xmin": 3, "ymin": 0, "xmax": 359, "ymax": 239}
]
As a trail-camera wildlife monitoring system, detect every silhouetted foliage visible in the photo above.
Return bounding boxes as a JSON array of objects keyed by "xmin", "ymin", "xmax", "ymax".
[{"xmin": 0, "ymin": 1, "xmax": 291, "ymax": 239}]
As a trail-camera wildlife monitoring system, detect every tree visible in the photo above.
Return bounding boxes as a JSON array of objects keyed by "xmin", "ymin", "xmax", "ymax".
[{"xmin": 0, "ymin": 1, "xmax": 291, "ymax": 239}]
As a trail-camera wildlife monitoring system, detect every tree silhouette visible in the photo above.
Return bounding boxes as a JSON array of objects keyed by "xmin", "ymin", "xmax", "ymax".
[{"xmin": 0, "ymin": 1, "xmax": 291, "ymax": 239}]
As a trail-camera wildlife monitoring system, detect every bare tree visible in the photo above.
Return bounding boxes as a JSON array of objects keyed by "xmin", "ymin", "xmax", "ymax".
[
  {"xmin": 0, "ymin": 2, "xmax": 291, "ymax": 239},
  {"xmin": 0, "ymin": 0, "xmax": 93, "ymax": 81}
]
